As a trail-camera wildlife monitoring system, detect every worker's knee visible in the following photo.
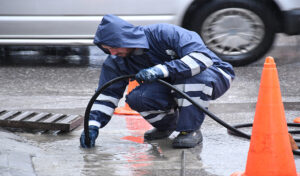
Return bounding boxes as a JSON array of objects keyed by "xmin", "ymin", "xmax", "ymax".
[
  {"xmin": 125, "ymin": 87, "xmax": 147, "ymax": 111},
  {"xmin": 126, "ymin": 83, "xmax": 175, "ymax": 112}
]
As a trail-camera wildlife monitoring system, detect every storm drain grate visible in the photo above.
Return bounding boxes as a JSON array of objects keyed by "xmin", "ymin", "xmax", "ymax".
[{"xmin": 0, "ymin": 110, "xmax": 83, "ymax": 132}]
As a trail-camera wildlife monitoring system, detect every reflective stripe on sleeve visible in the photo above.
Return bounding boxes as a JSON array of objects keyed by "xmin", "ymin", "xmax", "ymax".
[
  {"xmin": 89, "ymin": 120, "xmax": 101, "ymax": 128},
  {"xmin": 189, "ymin": 52, "xmax": 213, "ymax": 68},
  {"xmin": 91, "ymin": 104, "xmax": 115, "ymax": 116},
  {"xmin": 180, "ymin": 55, "xmax": 200, "ymax": 76},
  {"xmin": 217, "ymin": 67, "xmax": 232, "ymax": 85},
  {"xmin": 154, "ymin": 64, "xmax": 169, "ymax": 78},
  {"xmin": 96, "ymin": 94, "xmax": 119, "ymax": 106}
]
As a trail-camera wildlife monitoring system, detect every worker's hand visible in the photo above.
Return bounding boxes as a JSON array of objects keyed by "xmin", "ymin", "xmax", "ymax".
[
  {"xmin": 80, "ymin": 126, "xmax": 99, "ymax": 148},
  {"xmin": 135, "ymin": 65, "xmax": 166, "ymax": 84}
]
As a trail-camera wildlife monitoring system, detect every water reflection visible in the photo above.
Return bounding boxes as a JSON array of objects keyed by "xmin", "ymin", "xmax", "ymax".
[
  {"xmin": 0, "ymin": 46, "xmax": 106, "ymax": 67},
  {"xmin": 81, "ymin": 115, "xmax": 164, "ymax": 176},
  {"xmin": 81, "ymin": 142, "xmax": 155, "ymax": 176},
  {"xmin": 80, "ymin": 114, "xmax": 205, "ymax": 176}
]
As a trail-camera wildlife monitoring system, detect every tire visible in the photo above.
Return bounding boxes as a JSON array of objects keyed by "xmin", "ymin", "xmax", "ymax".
[
  {"xmin": 0, "ymin": 47, "xmax": 12, "ymax": 64},
  {"xmin": 189, "ymin": 0, "xmax": 276, "ymax": 66}
]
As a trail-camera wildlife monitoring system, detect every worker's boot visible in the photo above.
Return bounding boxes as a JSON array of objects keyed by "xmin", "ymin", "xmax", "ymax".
[
  {"xmin": 172, "ymin": 129, "xmax": 202, "ymax": 148},
  {"xmin": 144, "ymin": 128, "xmax": 174, "ymax": 140}
]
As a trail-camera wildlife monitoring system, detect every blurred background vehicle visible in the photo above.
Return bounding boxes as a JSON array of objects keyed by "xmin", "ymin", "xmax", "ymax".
[{"xmin": 1, "ymin": 0, "xmax": 300, "ymax": 66}]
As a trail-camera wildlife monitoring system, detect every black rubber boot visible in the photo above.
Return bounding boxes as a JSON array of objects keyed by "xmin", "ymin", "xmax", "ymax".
[
  {"xmin": 172, "ymin": 129, "xmax": 203, "ymax": 148},
  {"xmin": 144, "ymin": 128, "xmax": 174, "ymax": 140}
]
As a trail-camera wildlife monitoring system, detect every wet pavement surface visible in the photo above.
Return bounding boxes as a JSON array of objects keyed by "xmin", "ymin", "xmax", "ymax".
[{"xmin": 1, "ymin": 34, "xmax": 300, "ymax": 176}]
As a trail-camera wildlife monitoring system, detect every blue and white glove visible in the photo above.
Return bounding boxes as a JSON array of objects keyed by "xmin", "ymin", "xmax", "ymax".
[
  {"xmin": 80, "ymin": 126, "xmax": 99, "ymax": 148},
  {"xmin": 135, "ymin": 64, "xmax": 168, "ymax": 84}
]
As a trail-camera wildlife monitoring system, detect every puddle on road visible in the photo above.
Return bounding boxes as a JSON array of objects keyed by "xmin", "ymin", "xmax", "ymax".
[{"xmin": 12, "ymin": 115, "xmax": 187, "ymax": 176}]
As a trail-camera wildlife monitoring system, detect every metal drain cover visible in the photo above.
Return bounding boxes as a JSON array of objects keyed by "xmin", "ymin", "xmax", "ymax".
[{"xmin": 0, "ymin": 110, "xmax": 83, "ymax": 132}]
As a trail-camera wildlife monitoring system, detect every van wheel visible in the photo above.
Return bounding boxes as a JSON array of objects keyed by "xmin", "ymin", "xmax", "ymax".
[{"xmin": 189, "ymin": 0, "xmax": 275, "ymax": 66}]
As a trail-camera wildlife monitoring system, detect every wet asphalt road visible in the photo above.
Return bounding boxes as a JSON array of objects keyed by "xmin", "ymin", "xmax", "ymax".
[{"xmin": 0, "ymin": 34, "xmax": 300, "ymax": 176}]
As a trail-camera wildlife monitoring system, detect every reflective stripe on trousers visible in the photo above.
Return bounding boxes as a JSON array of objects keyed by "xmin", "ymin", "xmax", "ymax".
[{"xmin": 126, "ymin": 77, "xmax": 213, "ymax": 131}]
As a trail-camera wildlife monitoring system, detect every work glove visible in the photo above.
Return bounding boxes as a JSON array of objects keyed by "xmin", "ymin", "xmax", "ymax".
[
  {"xmin": 80, "ymin": 126, "xmax": 99, "ymax": 148},
  {"xmin": 135, "ymin": 65, "xmax": 167, "ymax": 84}
]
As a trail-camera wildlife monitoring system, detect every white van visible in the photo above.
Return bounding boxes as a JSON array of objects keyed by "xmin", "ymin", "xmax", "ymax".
[{"xmin": 1, "ymin": 0, "xmax": 300, "ymax": 66}]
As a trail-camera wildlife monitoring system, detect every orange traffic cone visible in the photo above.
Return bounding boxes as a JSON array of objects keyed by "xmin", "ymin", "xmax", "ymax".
[
  {"xmin": 293, "ymin": 117, "xmax": 300, "ymax": 123},
  {"xmin": 231, "ymin": 57, "xmax": 300, "ymax": 176},
  {"xmin": 114, "ymin": 80, "xmax": 140, "ymax": 115}
]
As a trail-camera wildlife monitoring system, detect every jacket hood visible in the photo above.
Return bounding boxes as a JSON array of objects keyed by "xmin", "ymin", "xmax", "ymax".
[{"xmin": 94, "ymin": 14, "xmax": 149, "ymax": 51}]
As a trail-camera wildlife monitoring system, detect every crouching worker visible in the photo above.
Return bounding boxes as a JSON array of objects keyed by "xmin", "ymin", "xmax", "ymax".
[{"xmin": 80, "ymin": 14, "xmax": 234, "ymax": 148}]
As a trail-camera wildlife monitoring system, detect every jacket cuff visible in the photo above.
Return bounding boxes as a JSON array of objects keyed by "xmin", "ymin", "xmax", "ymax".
[
  {"xmin": 89, "ymin": 120, "xmax": 101, "ymax": 128},
  {"xmin": 154, "ymin": 64, "xmax": 169, "ymax": 78}
]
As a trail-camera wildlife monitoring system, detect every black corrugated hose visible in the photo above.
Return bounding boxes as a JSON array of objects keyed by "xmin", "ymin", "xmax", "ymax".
[{"xmin": 84, "ymin": 74, "xmax": 300, "ymax": 155}]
